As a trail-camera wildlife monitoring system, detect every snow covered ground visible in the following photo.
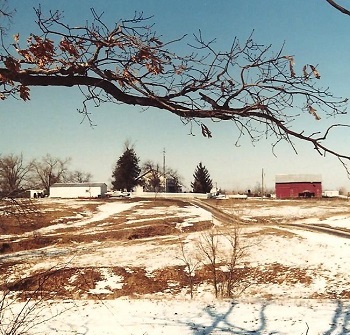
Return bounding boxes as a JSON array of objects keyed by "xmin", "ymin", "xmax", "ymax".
[
  {"xmin": 8, "ymin": 298, "xmax": 348, "ymax": 334},
  {"xmin": 2, "ymin": 197, "xmax": 350, "ymax": 334}
]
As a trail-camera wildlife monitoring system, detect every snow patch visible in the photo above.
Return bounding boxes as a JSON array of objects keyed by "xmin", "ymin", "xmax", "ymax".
[{"xmin": 89, "ymin": 268, "xmax": 124, "ymax": 294}]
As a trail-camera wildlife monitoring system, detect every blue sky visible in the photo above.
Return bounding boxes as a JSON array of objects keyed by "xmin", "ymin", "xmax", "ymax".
[{"xmin": 1, "ymin": 0, "xmax": 350, "ymax": 191}]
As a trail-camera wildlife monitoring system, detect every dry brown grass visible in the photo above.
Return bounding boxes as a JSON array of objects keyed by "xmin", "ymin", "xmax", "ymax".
[
  {"xmin": 0, "ymin": 198, "xmax": 216, "ymax": 256},
  {"xmin": 0, "ymin": 199, "xmax": 100, "ymax": 235},
  {"xmin": 243, "ymin": 227, "xmax": 298, "ymax": 239},
  {"xmin": 2, "ymin": 262, "xmax": 321, "ymax": 300},
  {"xmin": 2, "ymin": 197, "xmax": 350, "ymax": 300}
]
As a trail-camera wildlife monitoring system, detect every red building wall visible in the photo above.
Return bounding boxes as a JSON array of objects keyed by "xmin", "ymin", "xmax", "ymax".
[{"xmin": 275, "ymin": 182, "xmax": 322, "ymax": 199}]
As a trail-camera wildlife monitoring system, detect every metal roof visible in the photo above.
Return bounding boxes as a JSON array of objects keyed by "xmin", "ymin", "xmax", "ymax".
[
  {"xmin": 51, "ymin": 183, "xmax": 107, "ymax": 188},
  {"xmin": 275, "ymin": 174, "xmax": 322, "ymax": 183}
]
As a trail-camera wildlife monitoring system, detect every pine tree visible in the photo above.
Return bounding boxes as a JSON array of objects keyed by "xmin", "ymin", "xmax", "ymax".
[
  {"xmin": 191, "ymin": 162, "xmax": 213, "ymax": 193},
  {"xmin": 112, "ymin": 145, "xmax": 141, "ymax": 192}
]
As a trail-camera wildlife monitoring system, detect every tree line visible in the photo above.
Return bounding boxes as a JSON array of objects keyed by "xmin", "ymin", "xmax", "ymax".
[
  {"xmin": 0, "ymin": 148, "xmax": 214, "ymax": 197},
  {"xmin": 1, "ymin": 0, "xmax": 350, "ymax": 174},
  {"xmin": 0, "ymin": 153, "xmax": 91, "ymax": 196},
  {"xmin": 1, "ymin": 0, "xmax": 350, "ymax": 194},
  {"xmin": 111, "ymin": 143, "xmax": 214, "ymax": 194}
]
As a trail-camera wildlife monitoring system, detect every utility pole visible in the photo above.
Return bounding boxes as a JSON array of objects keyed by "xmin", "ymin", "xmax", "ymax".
[
  {"xmin": 261, "ymin": 168, "xmax": 264, "ymax": 199},
  {"xmin": 163, "ymin": 148, "xmax": 166, "ymax": 192}
]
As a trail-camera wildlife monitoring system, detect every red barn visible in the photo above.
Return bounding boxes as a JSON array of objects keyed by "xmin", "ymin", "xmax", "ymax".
[{"xmin": 275, "ymin": 174, "xmax": 322, "ymax": 199}]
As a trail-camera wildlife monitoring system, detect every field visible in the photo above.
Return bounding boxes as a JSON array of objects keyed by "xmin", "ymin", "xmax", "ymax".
[{"xmin": 1, "ymin": 196, "xmax": 350, "ymax": 334}]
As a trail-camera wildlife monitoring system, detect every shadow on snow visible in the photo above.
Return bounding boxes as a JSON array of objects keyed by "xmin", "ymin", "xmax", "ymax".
[{"xmin": 183, "ymin": 300, "xmax": 350, "ymax": 335}]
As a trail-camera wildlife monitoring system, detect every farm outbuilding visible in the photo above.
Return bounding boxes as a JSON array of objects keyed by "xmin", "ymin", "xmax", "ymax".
[
  {"xmin": 49, "ymin": 182, "xmax": 107, "ymax": 198},
  {"xmin": 275, "ymin": 174, "xmax": 322, "ymax": 199},
  {"xmin": 28, "ymin": 189, "xmax": 45, "ymax": 198},
  {"xmin": 322, "ymin": 190, "xmax": 339, "ymax": 198}
]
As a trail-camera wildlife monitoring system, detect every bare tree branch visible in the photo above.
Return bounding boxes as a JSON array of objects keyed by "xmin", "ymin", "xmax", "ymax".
[
  {"xmin": 0, "ymin": 153, "xmax": 33, "ymax": 194},
  {"xmin": 0, "ymin": 0, "xmax": 15, "ymax": 35},
  {"xmin": 1, "ymin": 8, "xmax": 349, "ymax": 167},
  {"xmin": 31, "ymin": 154, "xmax": 71, "ymax": 193},
  {"xmin": 326, "ymin": 0, "xmax": 350, "ymax": 16}
]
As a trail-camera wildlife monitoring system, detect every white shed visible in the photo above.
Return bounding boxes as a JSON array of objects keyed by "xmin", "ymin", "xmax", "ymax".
[
  {"xmin": 49, "ymin": 183, "xmax": 107, "ymax": 198},
  {"xmin": 322, "ymin": 190, "xmax": 340, "ymax": 198}
]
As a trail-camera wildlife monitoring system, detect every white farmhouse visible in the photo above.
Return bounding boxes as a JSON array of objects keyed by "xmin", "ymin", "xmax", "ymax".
[{"xmin": 49, "ymin": 182, "xmax": 107, "ymax": 198}]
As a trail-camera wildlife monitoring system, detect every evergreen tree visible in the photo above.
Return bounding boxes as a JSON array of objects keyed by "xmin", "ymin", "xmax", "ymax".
[
  {"xmin": 112, "ymin": 145, "xmax": 141, "ymax": 192},
  {"xmin": 191, "ymin": 162, "xmax": 213, "ymax": 193}
]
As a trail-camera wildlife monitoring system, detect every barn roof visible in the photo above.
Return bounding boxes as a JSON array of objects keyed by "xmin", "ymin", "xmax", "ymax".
[
  {"xmin": 51, "ymin": 182, "xmax": 107, "ymax": 188},
  {"xmin": 275, "ymin": 174, "xmax": 322, "ymax": 183}
]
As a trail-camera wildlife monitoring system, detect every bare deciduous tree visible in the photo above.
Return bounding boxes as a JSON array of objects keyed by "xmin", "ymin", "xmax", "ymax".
[
  {"xmin": 218, "ymin": 227, "xmax": 251, "ymax": 298},
  {"xmin": 140, "ymin": 161, "xmax": 182, "ymax": 193},
  {"xmin": 0, "ymin": 9, "xmax": 349, "ymax": 168},
  {"xmin": 0, "ymin": 154, "xmax": 33, "ymax": 195},
  {"xmin": 177, "ymin": 242, "xmax": 201, "ymax": 299},
  {"xmin": 197, "ymin": 226, "xmax": 251, "ymax": 299},
  {"xmin": 165, "ymin": 167, "xmax": 183, "ymax": 193},
  {"xmin": 197, "ymin": 229, "xmax": 220, "ymax": 298},
  {"xmin": 64, "ymin": 170, "xmax": 92, "ymax": 183},
  {"xmin": 32, "ymin": 154, "xmax": 71, "ymax": 194},
  {"xmin": 141, "ymin": 160, "xmax": 162, "ymax": 192}
]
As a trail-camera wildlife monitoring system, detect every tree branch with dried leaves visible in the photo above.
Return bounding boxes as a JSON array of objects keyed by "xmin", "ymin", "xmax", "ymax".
[{"xmin": 0, "ymin": 8, "xmax": 349, "ymax": 169}]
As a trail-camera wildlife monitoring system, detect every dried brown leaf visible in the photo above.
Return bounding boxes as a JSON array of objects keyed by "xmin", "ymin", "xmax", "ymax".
[
  {"xmin": 284, "ymin": 56, "xmax": 295, "ymax": 77},
  {"xmin": 309, "ymin": 65, "xmax": 320, "ymax": 79},
  {"xmin": 4, "ymin": 57, "xmax": 20, "ymax": 72},
  {"xmin": 59, "ymin": 38, "xmax": 80, "ymax": 57},
  {"xmin": 13, "ymin": 33, "xmax": 19, "ymax": 43},
  {"xmin": 201, "ymin": 124, "xmax": 212, "ymax": 138},
  {"xmin": 19, "ymin": 85, "xmax": 30, "ymax": 101},
  {"xmin": 308, "ymin": 105, "xmax": 321, "ymax": 120},
  {"xmin": 303, "ymin": 65, "xmax": 309, "ymax": 80}
]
